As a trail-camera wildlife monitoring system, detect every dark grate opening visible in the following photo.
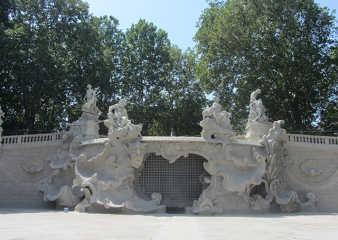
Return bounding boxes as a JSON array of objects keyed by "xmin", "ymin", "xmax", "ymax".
[
  {"xmin": 134, "ymin": 153, "xmax": 210, "ymax": 209},
  {"xmin": 166, "ymin": 207, "xmax": 186, "ymax": 214}
]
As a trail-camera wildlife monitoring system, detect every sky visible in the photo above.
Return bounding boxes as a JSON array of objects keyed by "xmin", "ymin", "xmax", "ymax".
[{"xmin": 84, "ymin": 0, "xmax": 338, "ymax": 51}]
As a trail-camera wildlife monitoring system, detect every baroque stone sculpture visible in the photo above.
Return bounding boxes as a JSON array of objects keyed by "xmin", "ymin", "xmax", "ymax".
[
  {"xmin": 81, "ymin": 84, "xmax": 101, "ymax": 119},
  {"xmin": 70, "ymin": 84, "xmax": 102, "ymax": 140},
  {"xmin": 104, "ymin": 99, "xmax": 130, "ymax": 130},
  {"xmin": 200, "ymin": 97, "xmax": 234, "ymax": 139},
  {"xmin": 73, "ymin": 99, "xmax": 162, "ymax": 212},
  {"xmin": 246, "ymin": 89, "xmax": 272, "ymax": 141},
  {"xmin": 22, "ymin": 158, "xmax": 44, "ymax": 173},
  {"xmin": 248, "ymin": 89, "xmax": 270, "ymax": 124},
  {"xmin": 301, "ymin": 160, "xmax": 323, "ymax": 176},
  {"xmin": 37, "ymin": 88, "xmax": 317, "ymax": 214}
]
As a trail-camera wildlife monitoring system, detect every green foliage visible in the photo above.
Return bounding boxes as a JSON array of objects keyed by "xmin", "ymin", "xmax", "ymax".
[
  {"xmin": 0, "ymin": 0, "xmax": 123, "ymax": 133},
  {"xmin": 195, "ymin": 0, "xmax": 338, "ymax": 131},
  {"xmin": 157, "ymin": 46, "xmax": 208, "ymax": 136},
  {"xmin": 121, "ymin": 19, "xmax": 172, "ymax": 135},
  {"xmin": 0, "ymin": 2, "xmax": 207, "ymax": 137}
]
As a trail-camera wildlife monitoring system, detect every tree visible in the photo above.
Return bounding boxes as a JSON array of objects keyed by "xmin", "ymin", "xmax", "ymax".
[
  {"xmin": 152, "ymin": 45, "xmax": 208, "ymax": 136},
  {"xmin": 319, "ymin": 46, "xmax": 338, "ymax": 133},
  {"xmin": 0, "ymin": 0, "xmax": 123, "ymax": 133},
  {"xmin": 121, "ymin": 19, "xmax": 171, "ymax": 135},
  {"xmin": 195, "ymin": 0, "xmax": 338, "ymax": 131}
]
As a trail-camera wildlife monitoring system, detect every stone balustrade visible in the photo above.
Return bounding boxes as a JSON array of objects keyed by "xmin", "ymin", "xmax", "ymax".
[
  {"xmin": 287, "ymin": 134, "xmax": 338, "ymax": 148},
  {"xmin": 233, "ymin": 133, "xmax": 338, "ymax": 149},
  {"xmin": 1, "ymin": 132, "xmax": 62, "ymax": 148},
  {"xmin": 2, "ymin": 132, "xmax": 338, "ymax": 149}
]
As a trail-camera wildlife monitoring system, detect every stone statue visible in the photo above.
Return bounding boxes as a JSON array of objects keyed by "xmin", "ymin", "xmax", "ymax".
[
  {"xmin": 69, "ymin": 84, "xmax": 102, "ymax": 140},
  {"xmin": 105, "ymin": 99, "xmax": 131, "ymax": 129},
  {"xmin": 200, "ymin": 97, "xmax": 234, "ymax": 139},
  {"xmin": 248, "ymin": 89, "xmax": 269, "ymax": 124},
  {"xmin": 82, "ymin": 84, "xmax": 100, "ymax": 113},
  {"xmin": 245, "ymin": 89, "xmax": 272, "ymax": 141},
  {"xmin": 77, "ymin": 84, "xmax": 101, "ymax": 122}
]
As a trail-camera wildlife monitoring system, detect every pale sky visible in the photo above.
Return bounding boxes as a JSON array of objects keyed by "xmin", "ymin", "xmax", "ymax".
[{"xmin": 84, "ymin": 0, "xmax": 338, "ymax": 51}]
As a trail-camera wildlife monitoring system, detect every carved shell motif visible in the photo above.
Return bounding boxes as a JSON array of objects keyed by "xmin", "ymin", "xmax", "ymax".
[
  {"xmin": 301, "ymin": 160, "xmax": 323, "ymax": 177},
  {"xmin": 22, "ymin": 158, "xmax": 44, "ymax": 173}
]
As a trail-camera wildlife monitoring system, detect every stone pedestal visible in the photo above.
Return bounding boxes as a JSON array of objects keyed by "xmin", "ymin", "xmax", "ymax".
[
  {"xmin": 72, "ymin": 121, "xmax": 99, "ymax": 141},
  {"xmin": 245, "ymin": 122, "xmax": 272, "ymax": 141}
]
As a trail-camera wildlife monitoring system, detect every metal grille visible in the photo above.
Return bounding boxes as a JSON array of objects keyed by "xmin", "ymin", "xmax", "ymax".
[{"xmin": 134, "ymin": 153, "xmax": 210, "ymax": 213}]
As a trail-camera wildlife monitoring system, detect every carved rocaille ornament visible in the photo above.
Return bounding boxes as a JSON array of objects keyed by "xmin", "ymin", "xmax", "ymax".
[
  {"xmin": 22, "ymin": 158, "xmax": 44, "ymax": 173},
  {"xmin": 301, "ymin": 160, "xmax": 323, "ymax": 176},
  {"xmin": 37, "ymin": 87, "xmax": 317, "ymax": 214}
]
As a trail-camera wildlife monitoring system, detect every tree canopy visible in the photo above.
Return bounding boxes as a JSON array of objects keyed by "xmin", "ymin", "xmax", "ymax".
[
  {"xmin": 194, "ymin": 0, "xmax": 338, "ymax": 131},
  {"xmin": 0, "ymin": 1, "xmax": 207, "ymax": 136},
  {"xmin": 1, "ymin": 0, "xmax": 338, "ymax": 136},
  {"xmin": 0, "ymin": 0, "xmax": 123, "ymax": 133}
]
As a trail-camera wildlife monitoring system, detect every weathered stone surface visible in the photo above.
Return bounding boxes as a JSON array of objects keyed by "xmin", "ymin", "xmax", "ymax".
[{"xmin": 1, "ymin": 89, "xmax": 336, "ymax": 213}]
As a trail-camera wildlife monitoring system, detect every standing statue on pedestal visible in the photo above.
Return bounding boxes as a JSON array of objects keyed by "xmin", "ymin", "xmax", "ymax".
[
  {"xmin": 79, "ymin": 84, "xmax": 101, "ymax": 121},
  {"xmin": 70, "ymin": 84, "xmax": 102, "ymax": 140}
]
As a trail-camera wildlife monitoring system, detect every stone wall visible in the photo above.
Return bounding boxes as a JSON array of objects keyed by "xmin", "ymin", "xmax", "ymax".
[
  {"xmin": 0, "ymin": 133, "xmax": 61, "ymax": 208},
  {"xmin": 285, "ymin": 139, "xmax": 338, "ymax": 212},
  {"xmin": 1, "ymin": 132, "xmax": 338, "ymax": 212}
]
